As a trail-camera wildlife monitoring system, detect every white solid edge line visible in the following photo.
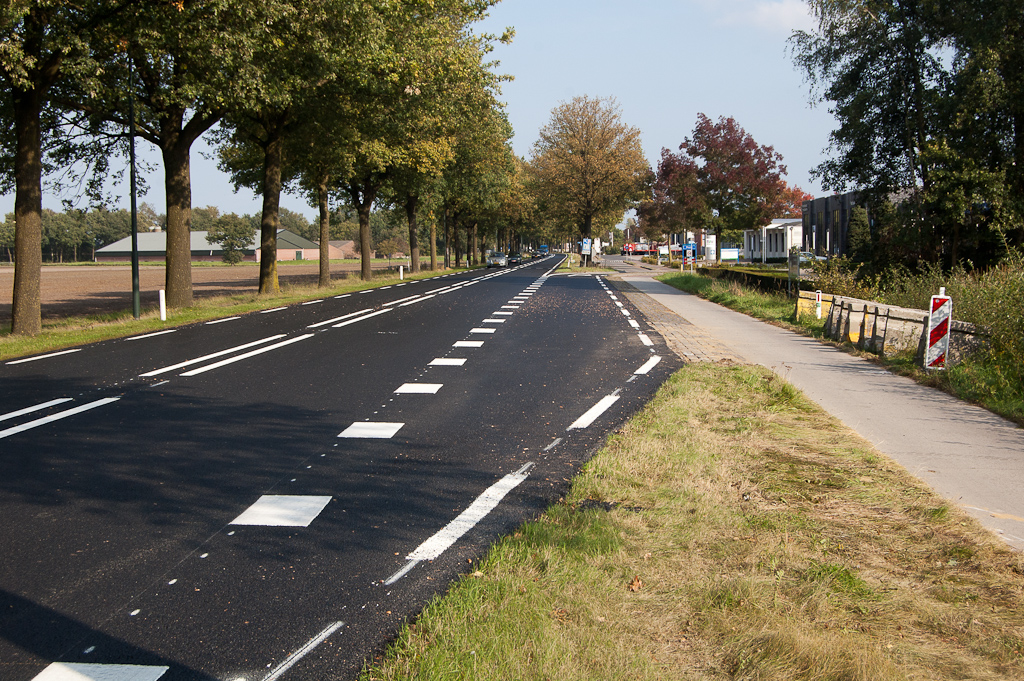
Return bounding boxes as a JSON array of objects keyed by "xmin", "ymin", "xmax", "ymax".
[
  {"xmin": 307, "ymin": 308, "xmax": 372, "ymax": 328},
  {"xmin": 0, "ymin": 398, "xmax": 74, "ymax": 423},
  {"xmin": 0, "ymin": 397, "xmax": 120, "ymax": 440},
  {"xmin": 382, "ymin": 294, "xmax": 422, "ymax": 306},
  {"xmin": 125, "ymin": 329, "xmax": 177, "ymax": 341},
  {"xmin": 205, "ymin": 316, "xmax": 240, "ymax": 325},
  {"xmin": 567, "ymin": 394, "xmax": 620, "ymax": 430},
  {"xmin": 140, "ymin": 334, "xmax": 287, "ymax": 377},
  {"xmin": 635, "ymin": 355, "xmax": 662, "ymax": 375},
  {"xmin": 332, "ymin": 308, "xmax": 393, "ymax": 328},
  {"xmin": 261, "ymin": 621, "xmax": 344, "ymax": 681},
  {"xmin": 180, "ymin": 334, "xmax": 314, "ymax": 376},
  {"xmin": 6, "ymin": 348, "xmax": 81, "ymax": 365},
  {"xmin": 400, "ymin": 294, "xmax": 435, "ymax": 306},
  {"xmin": 401, "ymin": 462, "xmax": 534, "ymax": 568}
]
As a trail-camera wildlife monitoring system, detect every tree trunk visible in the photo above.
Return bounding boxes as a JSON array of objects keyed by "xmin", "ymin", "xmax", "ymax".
[
  {"xmin": 258, "ymin": 128, "xmax": 284, "ymax": 294},
  {"xmin": 471, "ymin": 223, "xmax": 478, "ymax": 266},
  {"xmin": 11, "ymin": 88, "xmax": 44, "ymax": 335},
  {"xmin": 429, "ymin": 216, "xmax": 437, "ymax": 271},
  {"xmin": 405, "ymin": 193, "xmax": 420, "ymax": 273},
  {"xmin": 347, "ymin": 181, "xmax": 379, "ymax": 281},
  {"xmin": 162, "ymin": 134, "xmax": 195, "ymax": 308},
  {"xmin": 318, "ymin": 175, "xmax": 331, "ymax": 287},
  {"xmin": 443, "ymin": 208, "xmax": 450, "ymax": 269}
]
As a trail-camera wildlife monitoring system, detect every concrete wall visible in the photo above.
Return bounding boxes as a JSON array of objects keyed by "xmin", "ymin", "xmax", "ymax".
[{"xmin": 797, "ymin": 290, "xmax": 988, "ymax": 366}]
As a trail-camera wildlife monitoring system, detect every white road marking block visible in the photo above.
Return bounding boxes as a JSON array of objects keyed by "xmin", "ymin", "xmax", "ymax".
[
  {"xmin": 125, "ymin": 330, "xmax": 177, "ymax": 341},
  {"xmin": 635, "ymin": 355, "xmax": 662, "ymax": 375},
  {"xmin": 231, "ymin": 495, "xmax": 333, "ymax": 527},
  {"xmin": 387, "ymin": 463, "xmax": 534, "ymax": 584},
  {"xmin": 395, "ymin": 383, "xmax": 443, "ymax": 394},
  {"xmin": 628, "ymin": 319, "xmax": 640, "ymax": 329},
  {"xmin": 567, "ymin": 394, "xmax": 620, "ymax": 430},
  {"xmin": 339, "ymin": 422, "xmax": 404, "ymax": 438},
  {"xmin": 482, "ymin": 319, "xmax": 505, "ymax": 323},
  {"xmin": 638, "ymin": 334, "xmax": 653, "ymax": 346},
  {"xmin": 429, "ymin": 358, "xmax": 467, "ymax": 366},
  {"xmin": 0, "ymin": 398, "xmax": 73, "ymax": 423},
  {"xmin": 140, "ymin": 334, "xmax": 287, "ymax": 377},
  {"xmin": 620, "ymin": 309, "xmax": 631, "ymax": 316},
  {"xmin": 0, "ymin": 398, "xmax": 120, "ymax": 440},
  {"xmin": 453, "ymin": 340, "xmax": 484, "ymax": 348},
  {"xmin": 180, "ymin": 335, "xmax": 314, "ymax": 376},
  {"xmin": 7, "ymin": 349, "xmax": 81, "ymax": 365},
  {"xmin": 32, "ymin": 663, "xmax": 168, "ymax": 681},
  {"xmin": 469, "ymin": 328, "xmax": 496, "ymax": 334},
  {"xmin": 493, "ymin": 311, "xmax": 514, "ymax": 316}
]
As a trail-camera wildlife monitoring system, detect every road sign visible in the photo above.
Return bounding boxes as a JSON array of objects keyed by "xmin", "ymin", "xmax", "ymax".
[
  {"xmin": 925, "ymin": 288, "xmax": 952, "ymax": 369},
  {"xmin": 581, "ymin": 239, "xmax": 592, "ymax": 255}
]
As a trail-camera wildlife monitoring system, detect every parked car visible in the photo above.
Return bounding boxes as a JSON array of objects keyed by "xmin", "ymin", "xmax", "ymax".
[
  {"xmin": 486, "ymin": 252, "xmax": 508, "ymax": 267},
  {"xmin": 507, "ymin": 252, "xmax": 523, "ymax": 265},
  {"xmin": 798, "ymin": 251, "xmax": 828, "ymax": 263}
]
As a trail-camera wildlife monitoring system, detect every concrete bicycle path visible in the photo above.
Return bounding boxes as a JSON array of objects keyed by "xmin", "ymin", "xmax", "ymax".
[{"xmin": 611, "ymin": 262, "xmax": 1024, "ymax": 551}]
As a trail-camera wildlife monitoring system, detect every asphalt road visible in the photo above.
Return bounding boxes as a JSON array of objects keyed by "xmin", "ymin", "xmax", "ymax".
[{"xmin": 0, "ymin": 256, "xmax": 680, "ymax": 681}]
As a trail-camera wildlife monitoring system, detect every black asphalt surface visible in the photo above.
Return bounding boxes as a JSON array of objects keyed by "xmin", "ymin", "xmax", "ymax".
[{"xmin": 0, "ymin": 256, "xmax": 681, "ymax": 681}]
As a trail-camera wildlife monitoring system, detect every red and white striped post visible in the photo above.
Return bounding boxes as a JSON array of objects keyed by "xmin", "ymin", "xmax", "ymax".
[{"xmin": 924, "ymin": 287, "xmax": 952, "ymax": 370}]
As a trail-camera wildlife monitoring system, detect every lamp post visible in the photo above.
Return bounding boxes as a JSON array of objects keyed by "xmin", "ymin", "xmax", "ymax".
[{"xmin": 128, "ymin": 50, "xmax": 141, "ymax": 319}]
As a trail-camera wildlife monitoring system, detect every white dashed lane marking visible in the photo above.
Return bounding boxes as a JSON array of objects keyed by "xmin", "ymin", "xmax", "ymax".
[
  {"xmin": 338, "ymin": 422, "xmax": 404, "ymax": 438},
  {"xmin": 385, "ymin": 463, "xmax": 535, "ymax": 585},
  {"xmin": 0, "ymin": 398, "xmax": 73, "ymax": 422},
  {"xmin": 6, "ymin": 348, "xmax": 81, "ymax": 365},
  {"xmin": 230, "ymin": 495, "xmax": 333, "ymax": 527},
  {"xmin": 126, "ymin": 329, "xmax": 177, "ymax": 341},
  {"xmin": 260, "ymin": 306, "xmax": 288, "ymax": 314},
  {"xmin": 140, "ymin": 335, "xmax": 287, "ymax": 377},
  {"xmin": 0, "ymin": 398, "xmax": 121, "ymax": 440},
  {"xmin": 307, "ymin": 309, "xmax": 372, "ymax": 328},
  {"xmin": 180, "ymin": 335, "xmax": 314, "ymax": 377},
  {"xmin": 205, "ymin": 316, "xmax": 240, "ymax": 325},
  {"xmin": 453, "ymin": 340, "xmax": 484, "ymax": 348},
  {"xmin": 469, "ymin": 328, "xmax": 496, "ymax": 334},
  {"xmin": 332, "ymin": 308, "xmax": 393, "ymax": 328},
  {"xmin": 635, "ymin": 356, "xmax": 662, "ymax": 374},
  {"xmin": 567, "ymin": 394, "xmax": 620, "ymax": 430},
  {"xmin": 429, "ymin": 358, "xmax": 467, "ymax": 366}
]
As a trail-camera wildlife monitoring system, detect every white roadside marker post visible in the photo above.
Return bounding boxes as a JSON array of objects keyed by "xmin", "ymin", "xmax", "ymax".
[
  {"xmin": 159, "ymin": 289, "xmax": 166, "ymax": 321},
  {"xmin": 924, "ymin": 286, "xmax": 952, "ymax": 370}
]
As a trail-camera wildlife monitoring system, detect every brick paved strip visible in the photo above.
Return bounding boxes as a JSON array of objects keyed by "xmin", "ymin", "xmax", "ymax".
[{"xmin": 609, "ymin": 276, "xmax": 740, "ymax": 364}]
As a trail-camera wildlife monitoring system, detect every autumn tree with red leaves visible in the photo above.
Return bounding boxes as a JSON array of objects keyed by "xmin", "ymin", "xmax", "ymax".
[{"xmin": 656, "ymin": 114, "xmax": 788, "ymax": 262}]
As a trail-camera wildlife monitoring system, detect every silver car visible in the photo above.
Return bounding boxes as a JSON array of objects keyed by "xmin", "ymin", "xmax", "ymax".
[{"xmin": 486, "ymin": 252, "xmax": 508, "ymax": 267}]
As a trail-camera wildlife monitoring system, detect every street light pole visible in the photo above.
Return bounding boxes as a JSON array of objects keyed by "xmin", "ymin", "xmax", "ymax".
[{"xmin": 128, "ymin": 51, "xmax": 141, "ymax": 319}]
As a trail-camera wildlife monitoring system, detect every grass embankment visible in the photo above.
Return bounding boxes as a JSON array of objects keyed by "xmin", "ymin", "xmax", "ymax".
[
  {"xmin": 655, "ymin": 272, "xmax": 1024, "ymax": 426},
  {"xmin": 363, "ymin": 364, "xmax": 1024, "ymax": 680},
  {"xmin": 0, "ymin": 267, "xmax": 459, "ymax": 362}
]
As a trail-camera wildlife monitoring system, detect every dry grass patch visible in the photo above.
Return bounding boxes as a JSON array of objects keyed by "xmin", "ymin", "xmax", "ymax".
[{"xmin": 362, "ymin": 364, "xmax": 1024, "ymax": 681}]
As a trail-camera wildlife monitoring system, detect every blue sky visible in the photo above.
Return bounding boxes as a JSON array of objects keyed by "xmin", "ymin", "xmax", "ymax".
[{"xmin": 2, "ymin": 0, "xmax": 835, "ymax": 222}]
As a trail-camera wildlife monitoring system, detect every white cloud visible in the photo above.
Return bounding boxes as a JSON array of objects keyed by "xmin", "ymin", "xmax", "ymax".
[{"xmin": 699, "ymin": 0, "xmax": 816, "ymax": 34}]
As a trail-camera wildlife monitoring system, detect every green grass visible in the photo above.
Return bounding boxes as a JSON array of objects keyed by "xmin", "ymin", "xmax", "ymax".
[{"xmin": 361, "ymin": 364, "xmax": 1024, "ymax": 680}]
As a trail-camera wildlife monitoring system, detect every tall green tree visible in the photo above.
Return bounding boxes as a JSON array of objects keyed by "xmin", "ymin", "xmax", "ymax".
[
  {"xmin": 0, "ymin": 1, "xmax": 126, "ymax": 334},
  {"xmin": 528, "ymin": 95, "xmax": 649, "ymax": 265}
]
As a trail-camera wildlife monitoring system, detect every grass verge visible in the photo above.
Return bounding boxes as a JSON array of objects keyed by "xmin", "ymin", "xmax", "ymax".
[
  {"xmin": 0, "ymin": 267, "xmax": 462, "ymax": 362},
  {"xmin": 361, "ymin": 363, "xmax": 1024, "ymax": 680},
  {"xmin": 654, "ymin": 272, "xmax": 1024, "ymax": 426}
]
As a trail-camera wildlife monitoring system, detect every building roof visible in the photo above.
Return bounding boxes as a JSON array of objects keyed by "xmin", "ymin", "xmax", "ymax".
[{"xmin": 97, "ymin": 229, "xmax": 316, "ymax": 255}]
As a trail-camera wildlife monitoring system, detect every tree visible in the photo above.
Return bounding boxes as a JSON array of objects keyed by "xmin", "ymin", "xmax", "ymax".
[
  {"xmin": 528, "ymin": 96, "xmax": 650, "ymax": 265},
  {"xmin": 190, "ymin": 206, "xmax": 221, "ymax": 232},
  {"xmin": 0, "ymin": 2, "xmax": 127, "ymax": 333},
  {"xmin": 847, "ymin": 205, "xmax": 872, "ymax": 264},
  {"xmin": 206, "ymin": 212, "xmax": 254, "ymax": 264},
  {"xmin": 668, "ymin": 114, "xmax": 787, "ymax": 262}
]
